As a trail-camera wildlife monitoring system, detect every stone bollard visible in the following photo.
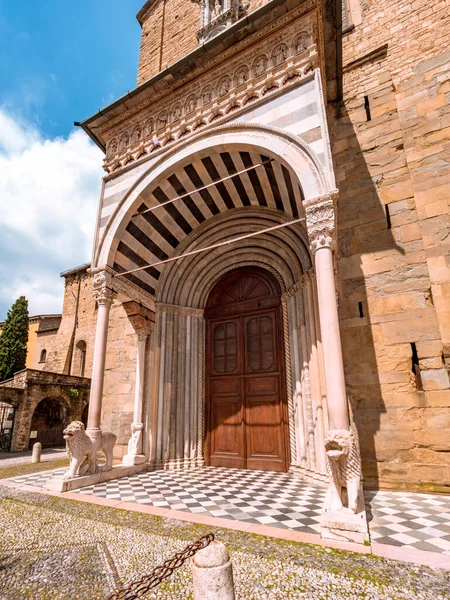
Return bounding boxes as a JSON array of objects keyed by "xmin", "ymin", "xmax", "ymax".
[
  {"xmin": 31, "ymin": 442, "xmax": 42, "ymax": 464},
  {"xmin": 192, "ymin": 540, "xmax": 235, "ymax": 600}
]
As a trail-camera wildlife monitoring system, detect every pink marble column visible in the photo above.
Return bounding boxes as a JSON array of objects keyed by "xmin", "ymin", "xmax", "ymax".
[
  {"xmin": 87, "ymin": 271, "xmax": 116, "ymax": 434},
  {"xmin": 304, "ymin": 192, "xmax": 349, "ymax": 431}
]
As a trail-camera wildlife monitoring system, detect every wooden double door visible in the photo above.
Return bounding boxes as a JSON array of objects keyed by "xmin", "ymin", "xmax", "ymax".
[{"xmin": 205, "ymin": 268, "xmax": 289, "ymax": 472}]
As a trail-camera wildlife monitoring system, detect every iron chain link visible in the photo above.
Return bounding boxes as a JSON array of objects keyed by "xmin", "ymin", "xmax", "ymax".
[{"xmin": 107, "ymin": 533, "xmax": 215, "ymax": 600}]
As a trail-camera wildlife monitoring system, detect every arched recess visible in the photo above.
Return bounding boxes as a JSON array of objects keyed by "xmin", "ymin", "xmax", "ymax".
[
  {"xmin": 146, "ymin": 207, "xmax": 328, "ymax": 480},
  {"xmin": 28, "ymin": 397, "xmax": 70, "ymax": 449}
]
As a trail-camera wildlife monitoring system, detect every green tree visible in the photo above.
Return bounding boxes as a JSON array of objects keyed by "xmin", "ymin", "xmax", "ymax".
[{"xmin": 0, "ymin": 296, "xmax": 29, "ymax": 381}]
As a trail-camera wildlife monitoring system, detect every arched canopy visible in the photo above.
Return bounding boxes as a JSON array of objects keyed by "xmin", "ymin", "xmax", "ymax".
[{"xmin": 95, "ymin": 124, "xmax": 332, "ymax": 301}]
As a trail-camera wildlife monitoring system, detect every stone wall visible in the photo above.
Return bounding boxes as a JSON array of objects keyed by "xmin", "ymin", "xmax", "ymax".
[
  {"xmin": 137, "ymin": 0, "xmax": 269, "ymax": 85},
  {"xmin": 0, "ymin": 370, "xmax": 90, "ymax": 452},
  {"xmin": 101, "ymin": 303, "xmax": 139, "ymax": 461},
  {"xmin": 329, "ymin": 0, "xmax": 450, "ymax": 491},
  {"xmin": 35, "ymin": 268, "xmax": 97, "ymax": 377}
]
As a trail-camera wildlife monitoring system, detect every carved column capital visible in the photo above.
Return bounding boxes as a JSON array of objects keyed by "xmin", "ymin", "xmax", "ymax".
[
  {"xmin": 304, "ymin": 190, "xmax": 338, "ymax": 254},
  {"xmin": 92, "ymin": 270, "xmax": 117, "ymax": 306}
]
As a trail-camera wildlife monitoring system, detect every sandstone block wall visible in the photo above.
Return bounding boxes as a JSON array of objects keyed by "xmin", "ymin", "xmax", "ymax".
[
  {"xmin": 137, "ymin": 0, "xmax": 268, "ymax": 84},
  {"xmin": 35, "ymin": 269, "xmax": 97, "ymax": 377},
  {"xmin": 330, "ymin": 0, "xmax": 450, "ymax": 491},
  {"xmin": 33, "ymin": 268, "xmax": 138, "ymax": 459}
]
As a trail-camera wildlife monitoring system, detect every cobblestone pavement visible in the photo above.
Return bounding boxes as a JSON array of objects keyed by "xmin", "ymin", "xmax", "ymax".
[
  {"xmin": 1, "ymin": 484, "xmax": 449, "ymax": 599},
  {"xmin": 11, "ymin": 466, "xmax": 450, "ymax": 555}
]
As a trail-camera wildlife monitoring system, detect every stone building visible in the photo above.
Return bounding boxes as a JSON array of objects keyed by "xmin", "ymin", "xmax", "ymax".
[
  {"xmin": 0, "ymin": 314, "xmax": 61, "ymax": 369},
  {"xmin": 25, "ymin": 0, "xmax": 450, "ymax": 495}
]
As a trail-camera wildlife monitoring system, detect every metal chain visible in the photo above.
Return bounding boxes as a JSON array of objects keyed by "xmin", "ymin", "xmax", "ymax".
[{"xmin": 107, "ymin": 533, "xmax": 215, "ymax": 600}]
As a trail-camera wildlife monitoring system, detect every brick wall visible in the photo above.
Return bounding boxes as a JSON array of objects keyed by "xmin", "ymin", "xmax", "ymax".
[
  {"xmin": 330, "ymin": 0, "xmax": 450, "ymax": 491},
  {"xmin": 137, "ymin": 0, "xmax": 269, "ymax": 85}
]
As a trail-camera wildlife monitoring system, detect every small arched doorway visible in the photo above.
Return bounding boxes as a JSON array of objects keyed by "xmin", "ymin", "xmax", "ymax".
[
  {"xmin": 29, "ymin": 398, "xmax": 69, "ymax": 449},
  {"xmin": 205, "ymin": 267, "xmax": 289, "ymax": 472}
]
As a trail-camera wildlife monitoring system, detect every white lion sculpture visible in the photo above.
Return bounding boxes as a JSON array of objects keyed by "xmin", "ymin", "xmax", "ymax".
[
  {"xmin": 63, "ymin": 421, "xmax": 116, "ymax": 480},
  {"xmin": 324, "ymin": 429, "xmax": 361, "ymax": 514}
]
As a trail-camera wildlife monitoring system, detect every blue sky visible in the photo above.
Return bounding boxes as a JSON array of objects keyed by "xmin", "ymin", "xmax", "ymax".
[{"xmin": 0, "ymin": 0, "xmax": 144, "ymax": 320}]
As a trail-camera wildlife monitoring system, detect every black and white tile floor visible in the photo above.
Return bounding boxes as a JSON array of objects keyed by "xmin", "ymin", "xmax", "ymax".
[{"xmin": 10, "ymin": 467, "xmax": 450, "ymax": 554}]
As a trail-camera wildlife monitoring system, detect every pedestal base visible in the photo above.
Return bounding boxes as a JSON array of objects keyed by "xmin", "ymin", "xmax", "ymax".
[
  {"xmin": 320, "ymin": 487, "xmax": 369, "ymax": 545},
  {"xmin": 320, "ymin": 508, "xmax": 369, "ymax": 544},
  {"xmin": 45, "ymin": 462, "xmax": 148, "ymax": 493},
  {"xmin": 122, "ymin": 454, "xmax": 147, "ymax": 466}
]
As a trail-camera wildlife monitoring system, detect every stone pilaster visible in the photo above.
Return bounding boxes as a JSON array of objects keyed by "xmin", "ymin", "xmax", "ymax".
[{"xmin": 122, "ymin": 301, "xmax": 155, "ymax": 465}]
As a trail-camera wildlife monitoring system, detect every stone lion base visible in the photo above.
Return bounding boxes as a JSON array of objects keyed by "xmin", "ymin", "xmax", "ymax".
[
  {"xmin": 320, "ymin": 488, "xmax": 369, "ymax": 545},
  {"xmin": 45, "ymin": 462, "xmax": 148, "ymax": 493}
]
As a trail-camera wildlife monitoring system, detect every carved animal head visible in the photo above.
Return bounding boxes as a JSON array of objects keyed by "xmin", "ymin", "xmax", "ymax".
[
  {"xmin": 63, "ymin": 421, "xmax": 86, "ymax": 441},
  {"xmin": 324, "ymin": 429, "xmax": 353, "ymax": 462}
]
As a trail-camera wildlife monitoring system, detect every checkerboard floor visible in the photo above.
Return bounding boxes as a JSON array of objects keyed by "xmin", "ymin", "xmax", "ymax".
[
  {"xmin": 11, "ymin": 467, "xmax": 326, "ymax": 535},
  {"xmin": 10, "ymin": 467, "xmax": 450, "ymax": 554},
  {"xmin": 366, "ymin": 489, "xmax": 450, "ymax": 555}
]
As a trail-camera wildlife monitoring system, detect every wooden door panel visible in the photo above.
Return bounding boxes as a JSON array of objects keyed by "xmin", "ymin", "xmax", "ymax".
[
  {"xmin": 245, "ymin": 375, "xmax": 285, "ymax": 471},
  {"xmin": 206, "ymin": 268, "xmax": 288, "ymax": 472}
]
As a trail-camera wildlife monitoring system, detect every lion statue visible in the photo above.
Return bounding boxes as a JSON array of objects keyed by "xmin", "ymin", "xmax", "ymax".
[
  {"xmin": 63, "ymin": 421, "xmax": 117, "ymax": 480},
  {"xmin": 324, "ymin": 429, "xmax": 361, "ymax": 514}
]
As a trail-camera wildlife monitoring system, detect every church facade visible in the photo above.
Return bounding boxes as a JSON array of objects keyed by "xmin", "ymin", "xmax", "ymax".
[{"xmin": 41, "ymin": 0, "xmax": 450, "ymax": 494}]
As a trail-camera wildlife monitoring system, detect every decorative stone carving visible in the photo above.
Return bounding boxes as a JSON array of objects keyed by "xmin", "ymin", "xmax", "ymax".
[
  {"xmin": 108, "ymin": 138, "xmax": 118, "ymax": 156},
  {"xmin": 294, "ymin": 30, "xmax": 312, "ymax": 54},
  {"xmin": 63, "ymin": 421, "xmax": 116, "ymax": 480},
  {"xmin": 194, "ymin": 0, "xmax": 247, "ymax": 43},
  {"xmin": 131, "ymin": 125, "xmax": 142, "ymax": 144},
  {"xmin": 185, "ymin": 94, "xmax": 198, "ymax": 114},
  {"xmin": 157, "ymin": 111, "xmax": 168, "ymax": 130},
  {"xmin": 127, "ymin": 422, "xmax": 143, "ymax": 457},
  {"xmin": 144, "ymin": 118, "xmax": 154, "ymax": 137},
  {"xmin": 252, "ymin": 55, "xmax": 268, "ymax": 77},
  {"xmin": 324, "ymin": 429, "xmax": 361, "ymax": 514},
  {"xmin": 119, "ymin": 132, "xmax": 129, "ymax": 150},
  {"xmin": 217, "ymin": 75, "xmax": 231, "ymax": 97},
  {"xmin": 272, "ymin": 43, "xmax": 288, "ymax": 67},
  {"xmin": 103, "ymin": 9, "xmax": 318, "ymax": 173},
  {"xmin": 304, "ymin": 191, "xmax": 338, "ymax": 252},
  {"xmin": 92, "ymin": 270, "xmax": 116, "ymax": 305},
  {"xmin": 171, "ymin": 103, "xmax": 183, "ymax": 123},
  {"xmin": 234, "ymin": 64, "xmax": 249, "ymax": 87}
]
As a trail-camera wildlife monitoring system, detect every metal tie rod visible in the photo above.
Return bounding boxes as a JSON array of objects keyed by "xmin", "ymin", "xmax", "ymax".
[
  {"xmin": 132, "ymin": 158, "xmax": 274, "ymax": 218},
  {"xmin": 114, "ymin": 216, "xmax": 304, "ymax": 278}
]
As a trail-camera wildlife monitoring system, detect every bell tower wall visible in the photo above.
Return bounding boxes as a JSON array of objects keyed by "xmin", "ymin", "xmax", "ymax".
[{"xmin": 137, "ymin": 0, "xmax": 269, "ymax": 85}]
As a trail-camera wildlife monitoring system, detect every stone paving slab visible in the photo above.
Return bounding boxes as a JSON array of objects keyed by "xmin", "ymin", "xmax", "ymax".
[
  {"xmin": 1, "ymin": 483, "xmax": 450, "ymax": 599},
  {"xmin": 10, "ymin": 466, "xmax": 450, "ymax": 557}
]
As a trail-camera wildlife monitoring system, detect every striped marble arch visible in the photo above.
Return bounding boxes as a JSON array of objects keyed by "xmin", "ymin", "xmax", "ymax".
[{"xmin": 111, "ymin": 148, "xmax": 307, "ymax": 299}]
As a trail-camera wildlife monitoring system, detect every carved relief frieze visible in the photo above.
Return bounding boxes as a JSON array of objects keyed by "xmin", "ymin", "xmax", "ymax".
[{"xmin": 103, "ymin": 11, "xmax": 318, "ymax": 175}]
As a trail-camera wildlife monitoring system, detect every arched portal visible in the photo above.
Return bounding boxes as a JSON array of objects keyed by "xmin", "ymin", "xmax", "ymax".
[
  {"xmin": 29, "ymin": 397, "xmax": 69, "ymax": 449},
  {"xmin": 93, "ymin": 126, "xmax": 335, "ymax": 480},
  {"xmin": 205, "ymin": 267, "xmax": 289, "ymax": 472}
]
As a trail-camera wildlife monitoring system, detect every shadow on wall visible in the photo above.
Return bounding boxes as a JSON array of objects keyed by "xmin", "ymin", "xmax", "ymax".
[{"xmin": 328, "ymin": 80, "xmax": 426, "ymax": 491}]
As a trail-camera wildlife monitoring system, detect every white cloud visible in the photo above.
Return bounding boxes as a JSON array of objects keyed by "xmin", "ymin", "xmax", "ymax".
[{"xmin": 0, "ymin": 109, "xmax": 103, "ymax": 319}]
